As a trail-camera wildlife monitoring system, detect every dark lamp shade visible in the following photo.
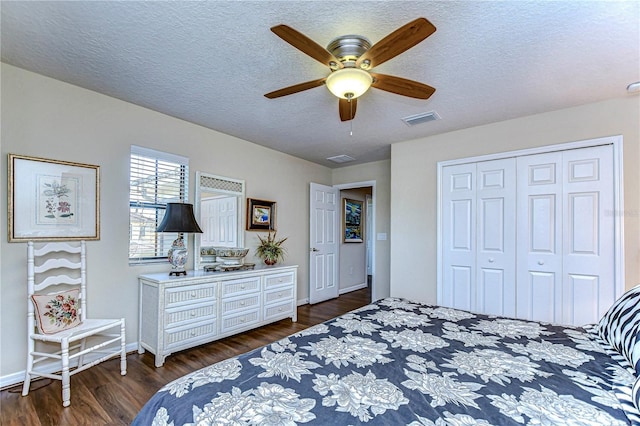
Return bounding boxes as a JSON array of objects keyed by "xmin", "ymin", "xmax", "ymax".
[{"xmin": 156, "ymin": 203, "xmax": 203, "ymax": 233}]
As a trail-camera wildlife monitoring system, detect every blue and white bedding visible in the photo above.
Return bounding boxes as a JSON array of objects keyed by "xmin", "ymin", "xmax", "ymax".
[{"xmin": 133, "ymin": 298, "xmax": 640, "ymax": 425}]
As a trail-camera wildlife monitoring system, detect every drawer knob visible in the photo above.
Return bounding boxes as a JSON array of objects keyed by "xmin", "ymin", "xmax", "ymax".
[
  {"xmin": 240, "ymin": 319, "xmax": 246, "ymax": 323},
  {"xmin": 278, "ymin": 293, "xmax": 283, "ymax": 297},
  {"xmin": 278, "ymin": 308, "xmax": 283, "ymax": 312},
  {"xmin": 190, "ymin": 332, "xmax": 196, "ymax": 336},
  {"xmin": 191, "ymin": 312, "xmax": 196, "ymax": 317},
  {"xmin": 278, "ymin": 278, "xmax": 283, "ymax": 283},
  {"xmin": 241, "ymin": 285, "xmax": 245, "ymax": 289},
  {"xmin": 240, "ymin": 301, "xmax": 245, "ymax": 306},
  {"xmin": 191, "ymin": 293, "xmax": 196, "ymax": 298}
]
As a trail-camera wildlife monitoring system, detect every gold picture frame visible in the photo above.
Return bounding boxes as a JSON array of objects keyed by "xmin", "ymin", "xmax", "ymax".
[
  {"xmin": 8, "ymin": 154, "xmax": 100, "ymax": 242},
  {"xmin": 343, "ymin": 198, "xmax": 363, "ymax": 243}
]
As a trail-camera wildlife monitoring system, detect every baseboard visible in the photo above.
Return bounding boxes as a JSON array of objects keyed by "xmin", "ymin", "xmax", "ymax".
[
  {"xmin": 297, "ymin": 297, "xmax": 309, "ymax": 306},
  {"xmin": 340, "ymin": 282, "xmax": 367, "ymax": 294},
  {"xmin": 0, "ymin": 342, "xmax": 138, "ymax": 390}
]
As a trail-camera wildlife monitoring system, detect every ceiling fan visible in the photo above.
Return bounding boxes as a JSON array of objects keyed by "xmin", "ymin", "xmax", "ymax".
[{"xmin": 264, "ymin": 18, "xmax": 437, "ymax": 122}]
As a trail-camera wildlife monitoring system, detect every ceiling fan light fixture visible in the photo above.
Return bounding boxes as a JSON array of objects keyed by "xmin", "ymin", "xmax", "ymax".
[{"xmin": 326, "ymin": 68, "xmax": 372, "ymax": 99}]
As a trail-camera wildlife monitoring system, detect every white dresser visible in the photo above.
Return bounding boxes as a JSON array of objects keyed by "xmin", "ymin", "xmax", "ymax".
[{"xmin": 138, "ymin": 265, "xmax": 297, "ymax": 367}]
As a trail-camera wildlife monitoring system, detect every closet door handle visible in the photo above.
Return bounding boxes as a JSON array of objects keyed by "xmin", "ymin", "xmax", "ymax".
[
  {"xmin": 538, "ymin": 260, "xmax": 545, "ymax": 265},
  {"xmin": 488, "ymin": 258, "xmax": 495, "ymax": 263}
]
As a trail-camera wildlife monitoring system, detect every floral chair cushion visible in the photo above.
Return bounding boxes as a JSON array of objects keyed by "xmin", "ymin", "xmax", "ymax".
[{"xmin": 31, "ymin": 289, "xmax": 82, "ymax": 334}]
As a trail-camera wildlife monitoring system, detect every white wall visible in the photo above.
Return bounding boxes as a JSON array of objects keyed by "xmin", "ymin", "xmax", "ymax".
[
  {"xmin": 0, "ymin": 64, "xmax": 335, "ymax": 379},
  {"xmin": 390, "ymin": 97, "xmax": 640, "ymax": 303},
  {"xmin": 332, "ymin": 160, "xmax": 391, "ymax": 300}
]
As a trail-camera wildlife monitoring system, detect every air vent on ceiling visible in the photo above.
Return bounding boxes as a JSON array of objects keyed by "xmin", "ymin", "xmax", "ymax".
[
  {"xmin": 327, "ymin": 154, "xmax": 356, "ymax": 164},
  {"xmin": 402, "ymin": 111, "xmax": 441, "ymax": 127}
]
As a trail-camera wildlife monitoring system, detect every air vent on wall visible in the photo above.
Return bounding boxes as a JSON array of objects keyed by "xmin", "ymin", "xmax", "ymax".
[
  {"xmin": 327, "ymin": 154, "xmax": 356, "ymax": 164},
  {"xmin": 402, "ymin": 111, "xmax": 441, "ymax": 127}
]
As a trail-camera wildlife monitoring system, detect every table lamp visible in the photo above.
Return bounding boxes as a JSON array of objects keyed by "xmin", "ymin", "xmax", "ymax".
[{"xmin": 156, "ymin": 203, "xmax": 203, "ymax": 276}]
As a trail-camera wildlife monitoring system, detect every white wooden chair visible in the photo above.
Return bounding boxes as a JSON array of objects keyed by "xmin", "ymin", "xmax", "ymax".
[{"xmin": 22, "ymin": 241, "xmax": 126, "ymax": 407}]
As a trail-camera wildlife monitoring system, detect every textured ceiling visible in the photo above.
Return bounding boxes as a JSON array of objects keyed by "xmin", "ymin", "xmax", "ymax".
[{"xmin": 2, "ymin": 1, "xmax": 639, "ymax": 168}]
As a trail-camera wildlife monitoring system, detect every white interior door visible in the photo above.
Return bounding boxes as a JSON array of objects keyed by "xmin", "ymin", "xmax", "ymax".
[
  {"xmin": 439, "ymin": 138, "xmax": 622, "ymax": 326},
  {"xmin": 441, "ymin": 163, "xmax": 476, "ymax": 311},
  {"xmin": 516, "ymin": 145, "xmax": 615, "ymax": 325},
  {"xmin": 475, "ymin": 158, "xmax": 516, "ymax": 317},
  {"xmin": 441, "ymin": 159, "xmax": 516, "ymax": 315},
  {"xmin": 561, "ymin": 145, "xmax": 615, "ymax": 324},
  {"xmin": 309, "ymin": 183, "xmax": 339, "ymax": 304},
  {"xmin": 516, "ymin": 152, "xmax": 564, "ymax": 323}
]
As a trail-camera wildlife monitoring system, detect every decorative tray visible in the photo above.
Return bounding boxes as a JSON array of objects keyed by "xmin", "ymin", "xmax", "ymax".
[{"xmin": 204, "ymin": 263, "xmax": 256, "ymax": 272}]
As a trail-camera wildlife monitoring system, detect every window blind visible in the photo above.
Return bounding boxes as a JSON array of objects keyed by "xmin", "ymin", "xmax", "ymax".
[{"xmin": 129, "ymin": 145, "xmax": 189, "ymax": 263}]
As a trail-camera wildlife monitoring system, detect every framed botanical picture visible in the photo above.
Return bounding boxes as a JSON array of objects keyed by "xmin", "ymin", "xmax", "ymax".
[
  {"xmin": 246, "ymin": 198, "xmax": 276, "ymax": 231},
  {"xmin": 343, "ymin": 198, "xmax": 363, "ymax": 243},
  {"xmin": 8, "ymin": 154, "xmax": 100, "ymax": 242}
]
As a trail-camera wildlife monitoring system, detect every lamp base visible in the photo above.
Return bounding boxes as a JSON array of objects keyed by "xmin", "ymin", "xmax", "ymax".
[{"xmin": 167, "ymin": 235, "xmax": 189, "ymax": 276}]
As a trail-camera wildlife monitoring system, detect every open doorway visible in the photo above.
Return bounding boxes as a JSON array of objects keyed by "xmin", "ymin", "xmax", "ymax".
[
  {"xmin": 335, "ymin": 181, "xmax": 375, "ymax": 302},
  {"xmin": 337, "ymin": 186, "xmax": 372, "ymax": 296}
]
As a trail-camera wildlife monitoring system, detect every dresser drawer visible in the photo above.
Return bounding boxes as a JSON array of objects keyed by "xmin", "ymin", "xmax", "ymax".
[
  {"xmin": 264, "ymin": 300, "xmax": 294, "ymax": 321},
  {"xmin": 164, "ymin": 320, "xmax": 217, "ymax": 350},
  {"xmin": 264, "ymin": 287, "xmax": 294, "ymax": 305},
  {"xmin": 165, "ymin": 283, "xmax": 216, "ymax": 308},
  {"xmin": 264, "ymin": 271, "xmax": 295, "ymax": 289},
  {"xmin": 221, "ymin": 309, "xmax": 260, "ymax": 332},
  {"xmin": 221, "ymin": 294, "xmax": 260, "ymax": 315},
  {"xmin": 220, "ymin": 276, "xmax": 260, "ymax": 298},
  {"xmin": 165, "ymin": 301, "xmax": 216, "ymax": 328}
]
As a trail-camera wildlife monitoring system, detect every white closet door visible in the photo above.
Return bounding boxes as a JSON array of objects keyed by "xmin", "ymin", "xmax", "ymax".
[
  {"xmin": 476, "ymin": 158, "xmax": 516, "ymax": 317},
  {"xmin": 516, "ymin": 145, "xmax": 615, "ymax": 325},
  {"xmin": 562, "ymin": 145, "xmax": 615, "ymax": 325},
  {"xmin": 516, "ymin": 152, "xmax": 564, "ymax": 323},
  {"xmin": 441, "ymin": 163, "xmax": 476, "ymax": 311}
]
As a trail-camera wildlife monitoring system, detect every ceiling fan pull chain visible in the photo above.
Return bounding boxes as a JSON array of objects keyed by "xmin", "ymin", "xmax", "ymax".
[{"xmin": 350, "ymin": 99, "xmax": 353, "ymax": 136}]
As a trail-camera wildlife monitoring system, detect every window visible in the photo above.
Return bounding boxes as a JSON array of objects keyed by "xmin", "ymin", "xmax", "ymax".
[{"xmin": 129, "ymin": 146, "xmax": 189, "ymax": 263}]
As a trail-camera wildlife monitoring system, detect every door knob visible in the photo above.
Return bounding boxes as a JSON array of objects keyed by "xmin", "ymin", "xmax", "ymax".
[
  {"xmin": 538, "ymin": 260, "xmax": 544, "ymax": 265},
  {"xmin": 488, "ymin": 258, "xmax": 495, "ymax": 263},
  {"xmin": 310, "ymin": 247, "xmax": 319, "ymax": 252}
]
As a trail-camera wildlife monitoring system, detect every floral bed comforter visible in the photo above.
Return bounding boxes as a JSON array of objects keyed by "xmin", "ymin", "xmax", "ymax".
[{"xmin": 133, "ymin": 298, "xmax": 639, "ymax": 425}]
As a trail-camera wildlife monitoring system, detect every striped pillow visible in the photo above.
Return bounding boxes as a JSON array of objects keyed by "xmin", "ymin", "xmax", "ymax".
[
  {"xmin": 598, "ymin": 284, "xmax": 640, "ymax": 372},
  {"xmin": 634, "ymin": 375, "xmax": 640, "ymax": 411}
]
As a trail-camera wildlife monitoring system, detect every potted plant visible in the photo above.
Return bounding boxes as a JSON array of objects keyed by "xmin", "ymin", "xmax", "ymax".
[{"xmin": 255, "ymin": 231, "xmax": 287, "ymax": 265}]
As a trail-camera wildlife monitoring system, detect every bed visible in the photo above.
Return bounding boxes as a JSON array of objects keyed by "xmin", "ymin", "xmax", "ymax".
[{"xmin": 133, "ymin": 290, "xmax": 640, "ymax": 425}]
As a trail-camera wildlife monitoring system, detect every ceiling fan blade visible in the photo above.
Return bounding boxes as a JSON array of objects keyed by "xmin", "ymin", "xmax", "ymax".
[
  {"xmin": 339, "ymin": 98, "xmax": 357, "ymax": 121},
  {"xmin": 264, "ymin": 78, "xmax": 326, "ymax": 99},
  {"xmin": 370, "ymin": 73, "xmax": 436, "ymax": 99},
  {"xmin": 356, "ymin": 18, "xmax": 436, "ymax": 69},
  {"xmin": 271, "ymin": 24, "xmax": 343, "ymax": 68}
]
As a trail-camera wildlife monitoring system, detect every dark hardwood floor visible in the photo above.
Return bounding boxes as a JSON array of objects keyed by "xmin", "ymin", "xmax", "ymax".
[{"xmin": 0, "ymin": 287, "xmax": 371, "ymax": 425}]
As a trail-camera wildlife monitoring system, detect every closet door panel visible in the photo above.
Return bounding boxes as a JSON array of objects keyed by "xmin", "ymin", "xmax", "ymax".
[
  {"xmin": 521, "ymin": 271, "xmax": 557, "ymax": 322},
  {"xmin": 562, "ymin": 145, "xmax": 615, "ymax": 324},
  {"xmin": 564, "ymin": 274, "xmax": 599, "ymax": 325},
  {"xmin": 516, "ymin": 153, "xmax": 563, "ymax": 323},
  {"xmin": 442, "ymin": 163, "xmax": 476, "ymax": 311},
  {"xmin": 476, "ymin": 158, "xmax": 516, "ymax": 317}
]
